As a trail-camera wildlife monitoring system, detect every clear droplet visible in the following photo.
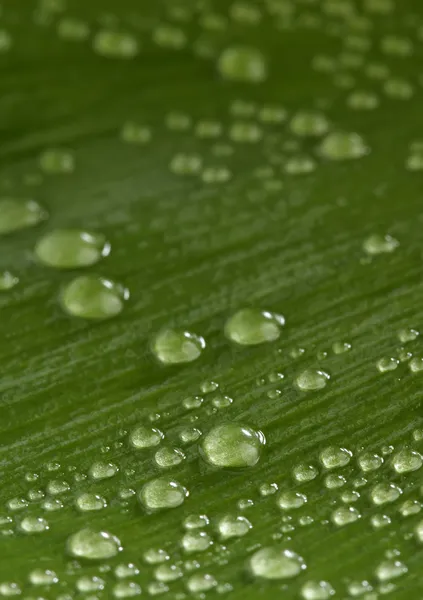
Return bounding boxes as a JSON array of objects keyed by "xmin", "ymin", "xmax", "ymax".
[
  {"xmin": 154, "ymin": 563, "xmax": 183, "ymax": 582},
  {"xmin": 277, "ymin": 491, "xmax": 307, "ymax": 510},
  {"xmin": 409, "ymin": 357, "xmax": 423, "ymax": 373},
  {"xmin": 0, "ymin": 198, "xmax": 47, "ymax": 235},
  {"xmin": 39, "ymin": 148, "xmax": 74, "ymax": 173},
  {"xmin": 143, "ymin": 548, "xmax": 169, "ymax": 564},
  {"xmin": 89, "ymin": 461, "xmax": 119, "ymax": 480},
  {"xmin": 186, "ymin": 573, "xmax": 217, "ymax": 593},
  {"xmin": 200, "ymin": 423, "xmax": 265, "ymax": 468},
  {"xmin": 391, "ymin": 448, "xmax": 422, "ymax": 473},
  {"xmin": 19, "ymin": 516, "xmax": 49, "ymax": 534},
  {"xmin": 35, "ymin": 229, "xmax": 110, "ymax": 269},
  {"xmin": 217, "ymin": 515, "xmax": 252, "ymax": 540},
  {"xmin": 319, "ymin": 131, "xmax": 369, "ymax": 161},
  {"xmin": 115, "ymin": 563, "xmax": 140, "ymax": 579},
  {"xmin": 249, "ymin": 547, "xmax": 306, "ymax": 580},
  {"xmin": 76, "ymin": 575, "xmax": 105, "ymax": 592},
  {"xmin": 75, "ymin": 492, "xmax": 107, "ymax": 512},
  {"xmin": 129, "ymin": 426, "xmax": 164, "ymax": 449},
  {"xmin": 397, "ymin": 328, "xmax": 419, "ymax": 343},
  {"xmin": 0, "ymin": 271, "xmax": 19, "ymax": 291},
  {"xmin": 300, "ymin": 580, "xmax": 335, "ymax": 599},
  {"xmin": 371, "ymin": 514, "xmax": 391, "ymax": 529},
  {"xmin": 217, "ymin": 46, "xmax": 267, "ymax": 83},
  {"xmin": 181, "ymin": 530, "xmax": 212, "ymax": 553},
  {"xmin": 152, "ymin": 329, "xmax": 206, "ymax": 365},
  {"xmin": 320, "ymin": 446, "xmax": 352, "ymax": 469},
  {"xmin": 154, "ymin": 447, "xmax": 186, "ymax": 468},
  {"xmin": 138, "ymin": 478, "xmax": 188, "ymax": 510},
  {"xmin": 29, "ymin": 568, "xmax": 58, "ymax": 586},
  {"xmin": 375, "ymin": 560, "xmax": 407, "ymax": 582},
  {"xmin": 363, "ymin": 233, "xmax": 399, "ymax": 255},
  {"xmin": 224, "ymin": 309, "xmax": 284, "ymax": 346},
  {"xmin": 60, "ymin": 275, "xmax": 129, "ymax": 319},
  {"xmin": 376, "ymin": 357, "xmax": 399, "ymax": 373},
  {"xmin": 331, "ymin": 506, "xmax": 361, "ymax": 526},
  {"xmin": 295, "ymin": 369, "xmax": 330, "ymax": 391},
  {"xmin": 399, "ymin": 499, "xmax": 421, "ymax": 517},
  {"xmin": 324, "ymin": 474, "xmax": 346, "ymax": 489},
  {"xmin": 93, "ymin": 30, "xmax": 139, "ymax": 59},
  {"xmin": 113, "ymin": 581, "xmax": 142, "ymax": 597},
  {"xmin": 358, "ymin": 452, "xmax": 383, "ymax": 472},
  {"xmin": 183, "ymin": 514, "xmax": 210, "ymax": 530},
  {"xmin": 67, "ymin": 528, "xmax": 122, "ymax": 560},
  {"xmin": 371, "ymin": 483, "xmax": 402, "ymax": 505},
  {"xmin": 292, "ymin": 463, "xmax": 318, "ymax": 482}
]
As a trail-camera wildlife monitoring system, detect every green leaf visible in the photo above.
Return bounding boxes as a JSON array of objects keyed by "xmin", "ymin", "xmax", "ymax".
[{"xmin": 1, "ymin": 0, "xmax": 423, "ymax": 598}]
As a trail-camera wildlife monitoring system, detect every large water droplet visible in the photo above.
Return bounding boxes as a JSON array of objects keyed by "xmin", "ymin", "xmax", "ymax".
[
  {"xmin": 35, "ymin": 229, "xmax": 110, "ymax": 269},
  {"xmin": 320, "ymin": 446, "xmax": 352, "ymax": 469},
  {"xmin": 0, "ymin": 198, "xmax": 47, "ymax": 235},
  {"xmin": 319, "ymin": 131, "xmax": 369, "ymax": 160},
  {"xmin": 129, "ymin": 425, "xmax": 164, "ymax": 449},
  {"xmin": 217, "ymin": 515, "xmax": 252, "ymax": 540},
  {"xmin": 224, "ymin": 309, "xmax": 284, "ymax": 345},
  {"xmin": 249, "ymin": 547, "xmax": 306, "ymax": 580},
  {"xmin": 391, "ymin": 448, "xmax": 422, "ymax": 473},
  {"xmin": 60, "ymin": 275, "xmax": 129, "ymax": 319},
  {"xmin": 295, "ymin": 369, "xmax": 330, "ymax": 391},
  {"xmin": 200, "ymin": 423, "xmax": 265, "ymax": 468},
  {"xmin": 152, "ymin": 329, "xmax": 205, "ymax": 365},
  {"xmin": 138, "ymin": 478, "xmax": 188, "ymax": 510},
  {"xmin": 67, "ymin": 528, "xmax": 122, "ymax": 560}
]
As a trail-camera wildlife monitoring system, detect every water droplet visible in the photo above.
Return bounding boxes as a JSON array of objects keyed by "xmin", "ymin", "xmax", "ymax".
[
  {"xmin": 7, "ymin": 497, "xmax": 28, "ymax": 511},
  {"xmin": 154, "ymin": 564, "xmax": 183, "ymax": 582},
  {"xmin": 0, "ymin": 271, "xmax": 19, "ymax": 291},
  {"xmin": 377, "ymin": 357, "xmax": 399, "ymax": 373},
  {"xmin": 293, "ymin": 463, "xmax": 318, "ymax": 482},
  {"xmin": 143, "ymin": 548, "xmax": 169, "ymax": 564},
  {"xmin": 19, "ymin": 516, "xmax": 49, "ymax": 534},
  {"xmin": 202, "ymin": 166, "xmax": 232, "ymax": 184},
  {"xmin": 258, "ymin": 105, "xmax": 287, "ymax": 123},
  {"xmin": 113, "ymin": 581, "xmax": 142, "ymax": 597},
  {"xmin": 324, "ymin": 474, "xmax": 346, "ymax": 489},
  {"xmin": 217, "ymin": 46, "xmax": 267, "ymax": 83},
  {"xmin": 331, "ymin": 506, "xmax": 361, "ymax": 526},
  {"xmin": 75, "ymin": 492, "xmax": 107, "ymax": 512},
  {"xmin": 347, "ymin": 580, "xmax": 373, "ymax": 596},
  {"xmin": 129, "ymin": 426, "xmax": 164, "ymax": 449},
  {"xmin": 76, "ymin": 575, "xmax": 105, "ymax": 592},
  {"xmin": 290, "ymin": 111, "xmax": 329, "ymax": 137},
  {"xmin": 319, "ymin": 131, "xmax": 369, "ymax": 161},
  {"xmin": 89, "ymin": 461, "xmax": 119, "ymax": 481},
  {"xmin": 200, "ymin": 423, "xmax": 265, "ymax": 468},
  {"xmin": 186, "ymin": 573, "xmax": 217, "ymax": 593},
  {"xmin": 154, "ymin": 447, "xmax": 186, "ymax": 468},
  {"xmin": 332, "ymin": 341, "xmax": 351, "ymax": 354},
  {"xmin": 39, "ymin": 148, "xmax": 74, "ymax": 173},
  {"xmin": 320, "ymin": 446, "xmax": 352, "ymax": 469},
  {"xmin": 409, "ymin": 357, "xmax": 423, "ymax": 373},
  {"xmin": 211, "ymin": 394, "xmax": 233, "ymax": 409},
  {"xmin": 384, "ymin": 78, "xmax": 414, "ymax": 100},
  {"xmin": 181, "ymin": 530, "xmax": 212, "ymax": 553},
  {"xmin": 398, "ymin": 328, "xmax": 419, "ymax": 344},
  {"xmin": 399, "ymin": 499, "xmax": 421, "ymax": 517},
  {"xmin": 179, "ymin": 427, "xmax": 202, "ymax": 444},
  {"xmin": 195, "ymin": 120, "xmax": 222, "ymax": 139},
  {"xmin": 67, "ymin": 528, "xmax": 122, "ymax": 560},
  {"xmin": 152, "ymin": 329, "xmax": 205, "ymax": 365},
  {"xmin": 347, "ymin": 90, "xmax": 379, "ymax": 110},
  {"xmin": 29, "ymin": 568, "xmax": 58, "ymax": 585},
  {"xmin": 391, "ymin": 448, "xmax": 422, "ymax": 473},
  {"xmin": 60, "ymin": 275, "xmax": 129, "ymax": 319},
  {"xmin": 371, "ymin": 483, "xmax": 402, "ymax": 505},
  {"xmin": 300, "ymin": 580, "xmax": 335, "ymax": 599},
  {"xmin": 0, "ymin": 198, "xmax": 47, "ymax": 235},
  {"xmin": 183, "ymin": 514, "xmax": 210, "ymax": 530},
  {"xmin": 35, "ymin": 229, "xmax": 110, "ymax": 269},
  {"xmin": 153, "ymin": 24, "xmax": 186, "ymax": 49},
  {"xmin": 284, "ymin": 155, "xmax": 316, "ymax": 175},
  {"xmin": 183, "ymin": 395, "xmax": 203, "ymax": 409},
  {"xmin": 138, "ymin": 478, "xmax": 188, "ymax": 510},
  {"xmin": 363, "ymin": 234, "xmax": 399, "ymax": 255},
  {"xmin": 358, "ymin": 452, "xmax": 383, "ymax": 472},
  {"xmin": 259, "ymin": 482, "xmax": 278, "ymax": 496},
  {"xmin": 93, "ymin": 30, "xmax": 139, "ymax": 59},
  {"xmin": 121, "ymin": 122, "xmax": 151, "ymax": 144},
  {"xmin": 57, "ymin": 17, "xmax": 90, "ymax": 40},
  {"xmin": 217, "ymin": 515, "xmax": 252, "ymax": 539},
  {"xmin": 249, "ymin": 547, "xmax": 306, "ymax": 580},
  {"xmin": 371, "ymin": 514, "xmax": 391, "ymax": 529},
  {"xmin": 224, "ymin": 309, "xmax": 284, "ymax": 346},
  {"xmin": 277, "ymin": 491, "xmax": 307, "ymax": 510},
  {"xmin": 42, "ymin": 498, "xmax": 63, "ymax": 511},
  {"xmin": 0, "ymin": 583, "xmax": 21, "ymax": 596},
  {"xmin": 229, "ymin": 121, "xmax": 262, "ymax": 144},
  {"xmin": 295, "ymin": 369, "xmax": 330, "ymax": 391},
  {"xmin": 376, "ymin": 560, "xmax": 407, "ymax": 582}
]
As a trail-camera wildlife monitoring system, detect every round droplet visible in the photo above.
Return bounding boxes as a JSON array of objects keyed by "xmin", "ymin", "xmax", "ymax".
[
  {"xmin": 186, "ymin": 573, "xmax": 217, "ymax": 593},
  {"xmin": 320, "ymin": 446, "xmax": 352, "ymax": 469},
  {"xmin": 154, "ymin": 564, "xmax": 183, "ymax": 582},
  {"xmin": 331, "ymin": 506, "xmax": 361, "ymax": 526},
  {"xmin": 154, "ymin": 447, "xmax": 186, "ymax": 468},
  {"xmin": 129, "ymin": 426, "xmax": 164, "ymax": 449},
  {"xmin": 76, "ymin": 575, "xmax": 105, "ymax": 592},
  {"xmin": 277, "ymin": 491, "xmax": 307, "ymax": 511},
  {"xmin": 0, "ymin": 271, "xmax": 19, "ymax": 291},
  {"xmin": 35, "ymin": 229, "xmax": 110, "ymax": 269},
  {"xmin": 397, "ymin": 328, "xmax": 419, "ymax": 343},
  {"xmin": 249, "ymin": 547, "xmax": 306, "ymax": 580},
  {"xmin": 358, "ymin": 452, "xmax": 383, "ymax": 472},
  {"xmin": 324, "ymin": 474, "xmax": 346, "ymax": 489},
  {"xmin": 138, "ymin": 478, "xmax": 188, "ymax": 511},
  {"xmin": 391, "ymin": 449, "xmax": 422, "ymax": 473},
  {"xmin": 295, "ymin": 369, "xmax": 330, "ymax": 391},
  {"xmin": 183, "ymin": 514, "xmax": 210, "ymax": 530},
  {"xmin": 224, "ymin": 309, "xmax": 284, "ymax": 346},
  {"xmin": 301, "ymin": 580, "xmax": 335, "ymax": 599},
  {"xmin": 115, "ymin": 563, "xmax": 140, "ymax": 579},
  {"xmin": 0, "ymin": 198, "xmax": 47, "ymax": 235},
  {"xmin": 217, "ymin": 515, "xmax": 252, "ymax": 540},
  {"xmin": 200, "ymin": 423, "xmax": 265, "ymax": 468},
  {"xmin": 29, "ymin": 568, "xmax": 58, "ymax": 586},
  {"xmin": 75, "ymin": 493, "xmax": 107, "ymax": 512},
  {"xmin": 259, "ymin": 482, "xmax": 278, "ymax": 496},
  {"xmin": 181, "ymin": 530, "xmax": 212, "ymax": 553},
  {"xmin": 60, "ymin": 275, "xmax": 129, "ymax": 320},
  {"xmin": 290, "ymin": 111, "xmax": 329, "ymax": 137},
  {"xmin": 376, "ymin": 357, "xmax": 399, "ymax": 373},
  {"xmin": 113, "ymin": 581, "xmax": 142, "ymax": 597},
  {"xmin": 319, "ymin": 131, "xmax": 369, "ymax": 160},
  {"xmin": 143, "ymin": 548, "xmax": 169, "ymax": 564},
  {"xmin": 376, "ymin": 560, "xmax": 408, "ymax": 582},
  {"xmin": 67, "ymin": 528, "xmax": 122, "ymax": 560},
  {"xmin": 217, "ymin": 46, "xmax": 267, "ymax": 83},
  {"xmin": 371, "ymin": 514, "xmax": 391, "ymax": 529},
  {"xmin": 89, "ymin": 461, "xmax": 119, "ymax": 480},
  {"xmin": 19, "ymin": 516, "xmax": 49, "ymax": 534},
  {"xmin": 292, "ymin": 463, "xmax": 318, "ymax": 482},
  {"xmin": 409, "ymin": 357, "xmax": 423, "ymax": 373},
  {"xmin": 371, "ymin": 483, "xmax": 402, "ymax": 505},
  {"xmin": 93, "ymin": 30, "xmax": 139, "ymax": 59},
  {"xmin": 152, "ymin": 329, "xmax": 205, "ymax": 365},
  {"xmin": 39, "ymin": 148, "xmax": 74, "ymax": 174},
  {"xmin": 363, "ymin": 233, "xmax": 399, "ymax": 255},
  {"xmin": 399, "ymin": 499, "xmax": 421, "ymax": 517}
]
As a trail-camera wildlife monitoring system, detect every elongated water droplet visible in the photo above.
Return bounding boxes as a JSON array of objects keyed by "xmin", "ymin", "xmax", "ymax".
[
  {"xmin": 129, "ymin": 426, "xmax": 164, "ymax": 449},
  {"xmin": 35, "ymin": 229, "xmax": 110, "ymax": 269},
  {"xmin": 217, "ymin": 46, "xmax": 267, "ymax": 83},
  {"xmin": 295, "ymin": 369, "xmax": 330, "ymax": 391},
  {"xmin": 363, "ymin": 233, "xmax": 399, "ymax": 255},
  {"xmin": 320, "ymin": 446, "xmax": 352, "ymax": 469},
  {"xmin": 93, "ymin": 30, "xmax": 139, "ymax": 59},
  {"xmin": 152, "ymin": 329, "xmax": 205, "ymax": 364},
  {"xmin": 217, "ymin": 515, "xmax": 252, "ymax": 539},
  {"xmin": 138, "ymin": 478, "xmax": 188, "ymax": 510},
  {"xmin": 319, "ymin": 131, "xmax": 369, "ymax": 160},
  {"xmin": 249, "ymin": 547, "xmax": 306, "ymax": 580},
  {"xmin": 0, "ymin": 198, "xmax": 47, "ymax": 235},
  {"xmin": 75, "ymin": 492, "xmax": 107, "ymax": 512},
  {"xmin": 67, "ymin": 528, "xmax": 122, "ymax": 559},
  {"xmin": 60, "ymin": 275, "xmax": 129, "ymax": 319},
  {"xmin": 391, "ymin": 448, "xmax": 422, "ymax": 473},
  {"xmin": 300, "ymin": 580, "xmax": 335, "ymax": 599},
  {"xmin": 224, "ymin": 309, "xmax": 284, "ymax": 345},
  {"xmin": 0, "ymin": 271, "xmax": 19, "ymax": 291}
]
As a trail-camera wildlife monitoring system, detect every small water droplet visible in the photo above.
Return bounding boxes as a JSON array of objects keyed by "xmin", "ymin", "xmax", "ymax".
[
  {"xmin": 331, "ymin": 506, "xmax": 361, "ymax": 526},
  {"xmin": 93, "ymin": 30, "xmax": 139, "ymax": 59},
  {"xmin": 75, "ymin": 493, "xmax": 107, "ymax": 512},
  {"xmin": 290, "ymin": 111, "xmax": 329, "ymax": 137},
  {"xmin": 0, "ymin": 271, "xmax": 19, "ymax": 291},
  {"xmin": 358, "ymin": 452, "xmax": 384, "ymax": 472},
  {"xmin": 154, "ymin": 447, "xmax": 186, "ymax": 468},
  {"xmin": 277, "ymin": 491, "xmax": 307, "ymax": 511},
  {"xmin": 224, "ymin": 309, "xmax": 285, "ymax": 346},
  {"xmin": 300, "ymin": 580, "xmax": 335, "ymax": 599},
  {"xmin": 249, "ymin": 547, "xmax": 306, "ymax": 580},
  {"xmin": 89, "ymin": 461, "xmax": 119, "ymax": 481},
  {"xmin": 295, "ymin": 369, "xmax": 330, "ymax": 391},
  {"xmin": 152, "ymin": 329, "xmax": 206, "ymax": 365},
  {"xmin": 183, "ymin": 514, "xmax": 210, "ymax": 530},
  {"xmin": 67, "ymin": 528, "xmax": 122, "ymax": 560},
  {"xmin": 39, "ymin": 148, "xmax": 74, "ymax": 173},
  {"xmin": 217, "ymin": 46, "xmax": 267, "ymax": 83},
  {"xmin": 19, "ymin": 516, "xmax": 49, "ymax": 534},
  {"xmin": 319, "ymin": 131, "xmax": 369, "ymax": 161},
  {"xmin": 0, "ymin": 198, "xmax": 47, "ymax": 235},
  {"xmin": 61, "ymin": 275, "xmax": 129, "ymax": 319},
  {"xmin": 375, "ymin": 560, "xmax": 408, "ymax": 582},
  {"xmin": 143, "ymin": 548, "xmax": 169, "ymax": 564},
  {"xmin": 292, "ymin": 463, "xmax": 318, "ymax": 482},
  {"xmin": 181, "ymin": 530, "xmax": 213, "ymax": 553},
  {"xmin": 371, "ymin": 483, "xmax": 402, "ymax": 505},
  {"xmin": 217, "ymin": 515, "xmax": 252, "ymax": 540},
  {"xmin": 391, "ymin": 448, "xmax": 422, "ymax": 473},
  {"xmin": 129, "ymin": 425, "xmax": 164, "ymax": 449},
  {"xmin": 138, "ymin": 478, "xmax": 188, "ymax": 511},
  {"xmin": 113, "ymin": 581, "xmax": 142, "ymax": 597},
  {"xmin": 376, "ymin": 357, "xmax": 399, "ymax": 373},
  {"xmin": 186, "ymin": 573, "xmax": 217, "ymax": 593},
  {"xmin": 29, "ymin": 568, "xmax": 58, "ymax": 586}
]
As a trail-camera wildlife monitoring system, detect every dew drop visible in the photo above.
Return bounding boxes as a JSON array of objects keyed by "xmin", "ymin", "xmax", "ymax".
[
  {"xmin": 331, "ymin": 506, "xmax": 361, "ymax": 526},
  {"xmin": 217, "ymin": 515, "xmax": 252, "ymax": 540},
  {"xmin": 224, "ymin": 309, "xmax": 284, "ymax": 346},
  {"xmin": 292, "ymin": 463, "xmax": 318, "ymax": 482},
  {"xmin": 186, "ymin": 573, "xmax": 217, "ymax": 593},
  {"xmin": 0, "ymin": 271, "xmax": 19, "ymax": 291},
  {"xmin": 319, "ymin": 131, "xmax": 369, "ymax": 161},
  {"xmin": 29, "ymin": 568, "xmax": 58, "ymax": 585},
  {"xmin": 67, "ymin": 528, "xmax": 122, "ymax": 560},
  {"xmin": 75, "ymin": 493, "xmax": 107, "ymax": 512},
  {"xmin": 320, "ymin": 446, "xmax": 352, "ymax": 469},
  {"xmin": 39, "ymin": 148, "xmax": 74, "ymax": 174},
  {"xmin": 129, "ymin": 426, "xmax": 164, "ymax": 449},
  {"xmin": 57, "ymin": 17, "xmax": 90, "ymax": 40},
  {"xmin": 60, "ymin": 275, "xmax": 129, "ymax": 320},
  {"xmin": 154, "ymin": 447, "xmax": 186, "ymax": 468},
  {"xmin": 0, "ymin": 198, "xmax": 47, "ymax": 235},
  {"xmin": 35, "ymin": 229, "xmax": 110, "ymax": 269},
  {"xmin": 358, "ymin": 452, "xmax": 383, "ymax": 472},
  {"xmin": 154, "ymin": 563, "xmax": 183, "ymax": 582},
  {"xmin": 371, "ymin": 514, "xmax": 391, "ymax": 529},
  {"xmin": 19, "ymin": 516, "xmax": 49, "ymax": 534},
  {"xmin": 113, "ymin": 581, "xmax": 142, "ymax": 597},
  {"xmin": 89, "ymin": 461, "xmax": 119, "ymax": 481},
  {"xmin": 249, "ymin": 547, "xmax": 306, "ymax": 580},
  {"xmin": 363, "ymin": 233, "xmax": 399, "ymax": 255},
  {"xmin": 181, "ymin": 530, "xmax": 212, "ymax": 553},
  {"xmin": 391, "ymin": 448, "xmax": 422, "ymax": 473},
  {"xmin": 290, "ymin": 111, "xmax": 329, "ymax": 137},
  {"xmin": 376, "ymin": 357, "xmax": 399, "ymax": 373},
  {"xmin": 300, "ymin": 580, "xmax": 335, "ymax": 599},
  {"xmin": 152, "ymin": 329, "xmax": 205, "ymax": 365},
  {"xmin": 170, "ymin": 153, "xmax": 202, "ymax": 176},
  {"xmin": 375, "ymin": 560, "xmax": 408, "ymax": 582},
  {"xmin": 371, "ymin": 483, "xmax": 402, "ymax": 505},
  {"xmin": 93, "ymin": 30, "xmax": 139, "ymax": 59},
  {"xmin": 277, "ymin": 491, "xmax": 307, "ymax": 511},
  {"xmin": 200, "ymin": 423, "xmax": 265, "ymax": 468},
  {"xmin": 138, "ymin": 478, "xmax": 188, "ymax": 510},
  {"xmin": 295, "ymin": 369, "xmax": 330, "ymax": 391},
  {"xmin": 183, "ymin": 514, "xmax": 210, "ymax": 530},
  {"xmin": 217, "ymin": 46, "xmax": 267, "ymax": 83}
]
